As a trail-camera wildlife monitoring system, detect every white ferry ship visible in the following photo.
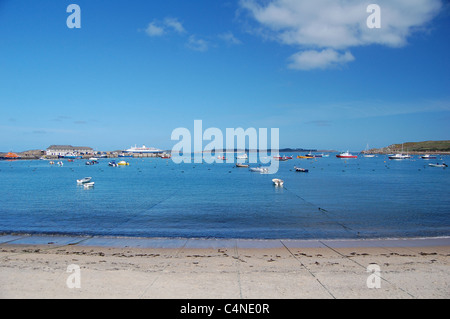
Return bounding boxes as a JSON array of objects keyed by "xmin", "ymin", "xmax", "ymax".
[{"xmin": 125, "ymin": 145, "xmax": 163, "ymax": 154}]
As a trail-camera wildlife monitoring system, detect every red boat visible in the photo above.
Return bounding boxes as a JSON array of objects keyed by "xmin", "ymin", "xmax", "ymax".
[
  {"xmin": 274, "ymin": 156, "xmax": 290, "ymax": 161},
  {"xmin": 336, "ymin": 151, "xmax": 357, "ymax": 158}
]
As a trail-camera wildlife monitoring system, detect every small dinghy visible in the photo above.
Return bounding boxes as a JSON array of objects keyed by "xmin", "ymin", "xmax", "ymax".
[
  {"xmin": 236, "ymin": 163, "xmax": 249, "ymax": 168},
  {"xmin": 294, "ymin": 167, "xmax": 309, "ymax": 173},
  {"xmin": 77, "ymin": 177, "xmax": 92, "ymax": 184},
  {"xmin": 250, "ymin": 167, "xmax": 269, "ymax": 173},
  {"xmin": 108, "ymin": 161, "xmax": 118, "ymax": 167},
  {"xmin": 83, "ymin": 182, "xmax": 95, "ymax": 188},
  {"xmin": 428, "ymin": 163, "xmax": 448, "ymax": 168},
  {"xmin": 272, "ymin": 179, "xmax": 284, "ymax": 187}
]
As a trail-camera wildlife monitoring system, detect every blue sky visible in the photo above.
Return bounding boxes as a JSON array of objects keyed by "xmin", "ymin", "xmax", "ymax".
[{"xmin": 0, "ymin": 0, "xmax": 449, "ymax": 152}]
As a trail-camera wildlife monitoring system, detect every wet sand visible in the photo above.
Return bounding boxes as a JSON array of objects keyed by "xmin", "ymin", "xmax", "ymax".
[{"xmin": 0, "ymin": 235, "xmax": 449, "ymax": 299}]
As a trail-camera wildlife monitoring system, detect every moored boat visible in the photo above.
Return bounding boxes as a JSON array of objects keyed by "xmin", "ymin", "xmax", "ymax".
[
  {"xmin": 1, "ymin": 152, "xmax": 21, "ymax": 160},
  {"xmin": 294, "ymin": 167, "xmax": 309, "ymax": 173},
  {"xmin": 236, "ymin": 163, "xmax": 249, "ymax": 168},
  {"xmin": 108, "ymin": 161, "xmax": 118, "ymax": 167},
  {"xmin": 389, "ymin": 154, "xmax": 411, "ymax": 160},
  {"xmin": 83, "ymin": 182, "xmax": 95, "ymax": 188},
  {"xmin": 428, "ymin": 163, "xmax": 447, "ymax": 168},
  {"xmin": 421, "ymin": 154, "xmax": 437, "ymax": 160},
  {"xmin": 249, "ymin": 167, "xmax": 269, "ymax": 173},
  {"xmin": 274, "ymin": 156, "xmax": 290, "ymax": 161},
  {"xmin": 118, "ymin": 161, "xmax": 130, "ymax": 166},
  {"xmin": 336, "ymin": 151, "xmax": 357, "ymax": 158},
  {"xmin": 64, "ymin": 154, "xmax": 82, "ymax": 159},
  {"xmin": 362, "ymin": 144, "xmax": 375, "ymax": 157},
  {"xmin": 77, "ymin": 177, "xmax": 92, "ymax": 184},
  {"xmin": 272, "ymin": 179, "xmax": 284, "ymax": 187}
]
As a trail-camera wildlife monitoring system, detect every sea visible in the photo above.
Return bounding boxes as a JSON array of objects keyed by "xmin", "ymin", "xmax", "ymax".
[{"xmin": 0, "ymin": 154, "xmax": 449, "ymax": 240}]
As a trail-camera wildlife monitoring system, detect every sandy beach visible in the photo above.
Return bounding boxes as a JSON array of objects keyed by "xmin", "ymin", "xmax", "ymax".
[{"xmin": 0, "ymin": 235, "xmax": 449, "ymax": 299}]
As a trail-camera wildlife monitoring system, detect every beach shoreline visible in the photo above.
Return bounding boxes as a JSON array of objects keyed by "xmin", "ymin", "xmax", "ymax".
[
  {"xmin": 1, "ymin": 235, "xmax": 448, "ymax": 299},
  {"xmin": 1, "ymin": 233, "xmax": 450, "ymax": 248}
]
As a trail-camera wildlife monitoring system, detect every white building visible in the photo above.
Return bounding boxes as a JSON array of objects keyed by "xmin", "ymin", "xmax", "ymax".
[{"xmin": 46, "ymin": 145, "xmax": 94, "ymax": 156}]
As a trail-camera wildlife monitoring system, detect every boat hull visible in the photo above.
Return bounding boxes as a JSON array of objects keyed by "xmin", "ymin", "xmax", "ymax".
[{"xmin": 429, "ymin": 163, "xmax": 447, "ymax": 168}]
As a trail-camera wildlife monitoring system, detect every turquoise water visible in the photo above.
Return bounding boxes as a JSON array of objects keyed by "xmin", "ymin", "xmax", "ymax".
[{"xmin": 0, "ymin": 154, "xmax": 449, "ymax": 239}]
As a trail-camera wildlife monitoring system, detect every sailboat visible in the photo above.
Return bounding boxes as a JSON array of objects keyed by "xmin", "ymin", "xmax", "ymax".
[
  {"xmin": 362, "ymin": 144, "xmax": 375, "ymax": 158},
  {"xmin": 388, "ymin": 143, "xmax": 411, "ymax": 160}
]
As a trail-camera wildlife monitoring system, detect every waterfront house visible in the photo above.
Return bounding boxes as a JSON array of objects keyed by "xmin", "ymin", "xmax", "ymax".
[{"xmin": 46, "ymin": 145, "xmax": 94, "ymax": 157}]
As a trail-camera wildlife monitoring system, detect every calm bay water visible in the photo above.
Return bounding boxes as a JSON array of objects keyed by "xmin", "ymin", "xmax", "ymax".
[{"xmin": 0, "ymin": 154, "xmax": 449, "ymax": 239}]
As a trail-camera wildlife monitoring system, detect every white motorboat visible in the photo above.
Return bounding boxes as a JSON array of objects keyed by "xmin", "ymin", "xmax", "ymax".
[
  {"xmin": 272, "ymin": 179, "xmax": 284, "ymax": 187},
  {"xmin": 236, "ymin": 153, "xmax": 248, "ymax": 160},
  {"xmin": 236, "ymin": 163, "xmax": 249, "ymax": 168},
  {"xmin": 422, "ymin": 154, "xmax": 437, "ymax": 160},
  {"xmin": 77, "ymin": 177, "xmax": 92, "ymax": 184},
  {"xmin": 250, "ymin": 167, "xmax": 269, "ymax": 173},
  {"xmin": 389, "ymin": 154, "xmax": 411, "ymax": 160},
  {"xmin": 428, "ymin": 163, "xmax": 448, "ymax": 168},
  {"xmin": 83, "ymin": 182, "xmax": 95, "ymax": 188}
]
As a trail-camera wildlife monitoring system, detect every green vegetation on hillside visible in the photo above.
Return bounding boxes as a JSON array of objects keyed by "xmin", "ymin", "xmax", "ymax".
[{"xmin": 375, "ymin": 140, "xmax": 450, "ymax": 153}]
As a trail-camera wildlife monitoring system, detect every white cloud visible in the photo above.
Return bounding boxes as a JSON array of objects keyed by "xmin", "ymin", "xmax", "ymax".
[
  {"xmin": 219, "ymin": 32, "xmax": 242, "ymax": 45},
  {"xmin": 144, "ymin": 17, "xmax": 210, "ymax": 52},
  {"xmin": 145, "ymin": 17, "xmax": 186, "ymax": 37},
  {"xmin": 145, "ymin": 22, "xmax": 165, "ymax": 37},
  {"xmin": 288, "ymin": 49, "xmax": 354, "ymax": 70},
  {"xmin": 186, "ymin": 35, "xmax": 209, "ymax": 52},
  {"xmin": 164, "ymin": 17, "xmax": 186, "ymax": 34},
  {"xmin": 240, "ymin": 0, "xmax": 442, "ymax": 70}
]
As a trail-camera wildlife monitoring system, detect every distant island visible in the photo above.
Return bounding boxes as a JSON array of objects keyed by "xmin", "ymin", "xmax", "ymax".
[
  {"xmin": 367, "ymin": 140, "xmax": 450, "ymax": 154},
  {"xmin": 1, "ymin": 141, "xmax": 449, "ymax": 160}
]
